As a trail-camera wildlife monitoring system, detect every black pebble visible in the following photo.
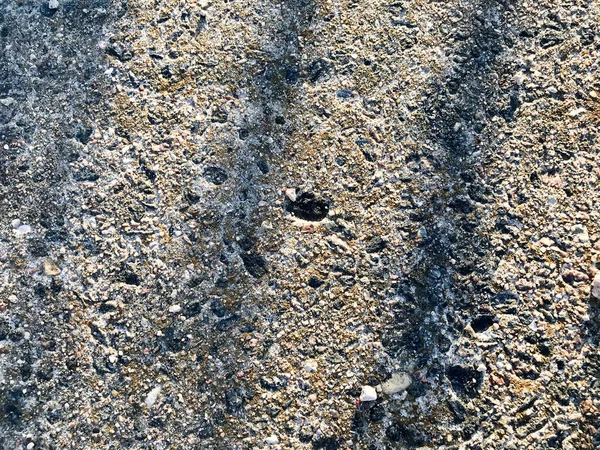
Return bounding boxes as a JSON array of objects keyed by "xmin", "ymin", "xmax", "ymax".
[
  {"xmin": 285, "ymin": 67, "xmax": 299, "ymax": 84},
  {"xmin": 185, "ymin": 300, "xmax": 203, "ymax": 317},
  {"xmin": 448, "ymin": 399, "xmax": 466, "ymax": 423},
  {"xmin": 351, "ymin": 410, "xmax": 368, "ymax": 434},
  {"xmin": 308, "ymin": 276, "xmax": 324, "ymax": 288},
  {"xmin": 211, "ymin": 107, "xmax": 228, "ymax": 123},
  {"xmin": 75, "ymin": 125, "xmax": 93, "ymax": 144},
  {"xmin": 225, "ymin": 387, "xmax": 253, "ymax": 415},
  {"xmin": 369, "ymin": 404, "xmax": 386, "ymax": 422},
  {"xmin": 105, "ymin": 43, "xmax": 133, "ymax": 62},
  {"xmin": 307, "ymin": 58, "xmax": 333, "ymax": 83},
  {"xmin": 196, "ymin": 419, "xmax": 213, "ymax": 438},
  {"xmin": 446, "ymin": 365, "xmax": 483, "ymax": 398},
  {"xmin": 335, "ymin": 156, "xmax": 347, "ymax": 166},
  {"xmin": 4, "ymin": 404, "xmax": 21, "ymax": 424},
  {"xmin": 284, "ymin": 191, "xmax": 330, "ymax": 221},
  {"xmin": 211, "ymin": 300, "xmax": 226, "ymax": 317},
  {"xmin": 28, "ymin": 238, "xmax": 48, "ymax": 257},
  {"xmin": 385, "ymin": 423, "xmax": 425, "ymax": 446},
  {"xmin": 312, "ymin": 437, "xmax": 340, "ymax": 450},
  {"xmin": 0, "ymin": 321, "xmax": 8, "ymax": 341},
  {"xmin": 241, "ymin": 251, "xmax": 267, "ymax": 278},
  {"xmin": 336, "ymin": 89, "xmax": 353, "ymax": 99},
  {"xmin": 256, "ymin": 159, "xmax": 269, "ymax": 174},
  {"xmin": 216, "ymin": 314, "xmax": 240, "ymax": 331},
  {"xmin": 41, "ymin": 3, "xmax": 57, "ymax": 17},
  {"xmin": 123, "ymin": 271, "xmax": 141, "ymax": 286},
  {"xmin": 365, "ymin": 236, "xmax": 386, "ymax": 253},
  {"xmin": 73, "ymin": 167, "xmax": 100, "ymax": 182},
  {"xmin": 197, "ymin": 14, "xmax": 207, "ymax": 31}
]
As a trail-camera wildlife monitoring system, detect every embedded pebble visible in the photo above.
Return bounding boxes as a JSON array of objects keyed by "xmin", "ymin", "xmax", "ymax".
[
  {"xmin": 1, "ymin": 0, "xmax": 599, "ymax": 448},
  {"xmin": 15, "ymin": 224, "xmax": 32, "ymax": 235},
  {"xmin": 145, "ymin": 386, "xmax": 161, "ymax": 409},
  {"xmin": 592, "ymin": 273, "xmax": 600, "ymax": 300},
  {"xmin": 360, "ymin": 385, "xmax": 377, "ymax": 402},
  {"xmin": 0, "ymin": 97, "xmax": 15, "ymax": 107},
  {"xmin": 381, "ymin": 372, "xmax": 412, "ymax": 395},
  {"xmin": 43, "ymin": 259, "xmax": 61, "ymax": 276},
  {"xmin": 568, "ymin": 108, "xmax": 586, "ymax": 117},
  {"xmin": 284, "ymin": 188, "xmax": 297, "ymax": 202},
  {"xmin": 168, "ymin": 304, "xmax": 182, "ymax": 313},
  {"xmin": 303, "ymin": 359, "xmax": 318, "ymax": 373},
  {"xmin": 265, "ymin": 435, "xmax": 279, "ymax": 445},
  {"xmin": 572, "ymin": 224, "xmax": 590, "ymax": 243}
]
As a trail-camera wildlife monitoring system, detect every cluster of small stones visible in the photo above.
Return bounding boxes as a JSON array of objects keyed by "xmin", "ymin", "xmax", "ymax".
[{"xmin": 1, "ymin": 0, "xmax": 599, "ymax": 449}]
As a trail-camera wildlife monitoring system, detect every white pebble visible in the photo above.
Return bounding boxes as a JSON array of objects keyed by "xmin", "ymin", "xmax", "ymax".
[
  {"xmin": 48, "ymin": 0, "xmax": 59, "ymax": 9},
  {"xmin": 514, "ymin": 73, "xmax": 526, "ymax": 85},
  {"xmin": 145, "ymin": 386, "xmax": 161, "ymax": 409},
  {"xmin": 381, "ymin": 372, "xmax": 411, "ymax": 395},
  {"xmin": 43, "ymin": 259, "xmax": 61, "ymax": 276},
  {"xmin": 265, "ymin": 435, "xmax": 279, "ymax": 445},
  {"xmin": 303, "ymin": 359, "xmax": 318, "ymax": 373},
  {"xmin": 592, "ymin": 273, "xmax": 600, "ymax": 299},
  {"xmin": 359, "ymin": 385, "xmax": 377, "ymax": 402},
  {"xmin": 27, "ymin": 443, "xmax": 34, "ymax": 450},
  {"xmin": 0, "ymin": 97, "xmax": 15, "ymax": 107},
  {"xmin": 285, "ymin": 188, "xmax": 297, "ymax": 202},
  {"xmin": 15, "ymin": 224, "xmax": 32, "ymax": 235},
  {"xmin": 568, "ymin": 107, "xmax": 586, "ymax": 117},
  {"xmin": 168, "ymin": 304, "xmax": 182, "ymax": 313}
]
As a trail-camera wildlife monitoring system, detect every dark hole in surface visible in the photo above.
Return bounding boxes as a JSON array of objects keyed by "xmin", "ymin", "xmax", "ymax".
[{"xmin": 471, "ymin": 314, "xmax": 496, "ymax": 332}]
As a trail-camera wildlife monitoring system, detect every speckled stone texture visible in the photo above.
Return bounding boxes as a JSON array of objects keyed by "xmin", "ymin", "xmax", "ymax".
[{"xmin": 1, "ymin": 0, "xmax": 600, "ymax": 448}]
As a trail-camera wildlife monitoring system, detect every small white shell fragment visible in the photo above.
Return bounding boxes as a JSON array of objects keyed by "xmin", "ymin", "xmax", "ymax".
[
  {"xmin": 568, "ymin": 107, "xmax": 586, "ymax": 117},
  {"xmin": 15, "ymin": 224, "xmax": 32, "ymax": 235},
  {"xmin": 592, "ymin": 273, "xmax": 600, "ymax": 299},
  {"xmin": 0, "ymin": 97, "xmax": 15, "ymax": 107},
  {"xmin": 327, "ymin": 234, "xmax": 352, "ymax": 253},
  {"xmin": 48, "ymin": 0, "xmax": 59, "ymax": 9},
  {"xmin": 285, "ymin": 188, "xmax": 297, "ymax": 202},
  {"xmin": 168, "ymin": 304, "xmax": 182, "ymax": 313},
  {"xmin": 514, "ymin": 73, "xmax": 526, "ymax": 85},
  {"xmin": 43, "ymin": 259, "xmax": 61, "ymax": 276},
  {"xmin": 381, "ymin": 372, "xmax": 412, "ymax": 395},
  {"xmin": 360, "ymin": 385, "xmax": 377, "ymax": 402},
  {"xmin": 265, "ymin": 435, "xmax": 279, "ymax": 445},
  {"xmin": 145, "ymin": 386, "xmax": 161, "ymax": 409},
  {"xmin": 303, "ymin": 359, "xmax": 318, "ymax": 373}
]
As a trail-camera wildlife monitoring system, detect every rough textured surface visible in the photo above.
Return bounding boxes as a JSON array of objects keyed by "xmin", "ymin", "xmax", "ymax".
[{"xmin": 1, "ymin": 0, "xmax": 600, "ymax": 448}]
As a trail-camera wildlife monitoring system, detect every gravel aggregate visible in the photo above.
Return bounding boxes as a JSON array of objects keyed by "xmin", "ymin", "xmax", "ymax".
[{"xmin": 1, "ymin": 0, "xmax": 600, "ymax": 448}]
